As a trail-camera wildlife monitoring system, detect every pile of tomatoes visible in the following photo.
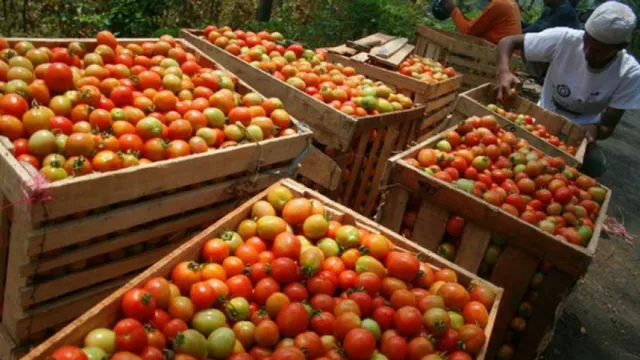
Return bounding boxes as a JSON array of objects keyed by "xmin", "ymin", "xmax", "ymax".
[
  {"xmin": 405, "ymin": 115, "xmax": 607, "ymax": 247},
  {"xmin": 399, "ymin": 55, "xmax": 456, "ymax": 84},
  {"xmin": 486, "ymin": 104, "xmax": 576, "ymax": 155},
  {"xmin": 203, "ymin": 26, "xmax": 415, "ymax": 116},
  {"xmin": 0, "ymin": 31, "xmax": 296, "ymax": 182},
  {"xmin": 49, "ymin": 185, "xmax": 496, "ymax": 360}
]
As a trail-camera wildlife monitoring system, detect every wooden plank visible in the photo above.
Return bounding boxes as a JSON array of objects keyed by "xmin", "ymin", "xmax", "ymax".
[
  {"xmin": 421, "ymin": 102, "xmax": 455, "ymax": 130},
  {"xmin": 514, "ymin": 269, "xmax": 576, "ymax": 359},
  {"xmin": 371, "ymin": 44, "xmax": 414, "ymax": 69},
  {"xmin": 342, "ymin": 134, "xmax": 369, "ymax": 205},
  {"xmin": 0, "ymin": 161, "xmax": 10, "ymax": 299},
  {"xmin": 26, "ymin": 171, "xmax": 282, "ymax": 255},
  {"xmin": 424, "ymin": 92, "xmax": 456, "ymax": 113},
  {"xmin": 454, "ymin": 222, "xmax": 492, "ymax": 273},
  {"xmin": 377, "ymin": 186, "xmax": 410, "ymax": 232},
  {"xmin": 363, "ymin": 124, "xmax": 401, "ymax": 217},
  {"xmin": 20, "ymin": 204, "xmax": 226, "ymax": 276},
  {"xmin": 487, "ymin": 245, "xmax": 539, "ymax": 359},
  {"xmin": 21, "ymin": 242, "xmax": 179, "ymax": 307},
  {"xmin": 181, "ymin": 29, "xmax": 358, "ymax": 151},
  {"xmin": 13, "ymin": 275, "xmax": 133, "ymax": 340},
  {"xmin": 23, "ymin": 178, "xmax": 503, "ymax": 360},
  {"xmin": 371, "ymin": 38, "xmax": 408, "ymax": 58},
  {"xmin": 410, "ymin": 200, "xmax": 449, "ymax": 252},
  {"xmin": 297, "ymin": 145, "xmax": 343, "ymax": 191},
  {"xmin": 353, "ymin": 130, "xmax": 383, "ymax": 213},
  {"xmin": 349, "ymin": 52, "xmax": 369, "ymax": 62},
  {"xmin": 447, "ymin": 55, "xmax": 497, "ymax": 75}
]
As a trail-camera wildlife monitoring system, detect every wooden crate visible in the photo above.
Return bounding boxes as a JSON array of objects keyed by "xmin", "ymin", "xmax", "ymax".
[
  {"xmin": 181, "ymin": 29, "xmax": 427, "ymax": 217},
  {"xmin": 0, "ymin": 38, "xmax": 313, "ymax": 348},
  {"xmin": 21, "ymin": 178, "xmax": 504, "ymax": 360},
  {"xmin": 377, "ymin": 129, "xmax": 610, "ymax": 360},
  {"xmin": 414, "ymin": 25, "xmax": 526, "ymax": 91},
  {"xmin": 325, "ymin": 51, "xmax": 463, "ymax": 139},
  {"xmin": 454, "ymin": 83, "xmax": 587, "ymax": 167}
]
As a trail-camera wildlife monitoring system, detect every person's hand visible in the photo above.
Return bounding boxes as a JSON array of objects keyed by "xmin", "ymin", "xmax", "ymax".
[
  {"xmin": 584, "ymin": 124, "xmax": 598, "ymax": 152},
  {"xmin": 496, "ymin": 70, "xmax": 521, "ymax": 104},
  {"xmin": 441, "ymin": 0, "xmax": 456, "ymax": 13}
]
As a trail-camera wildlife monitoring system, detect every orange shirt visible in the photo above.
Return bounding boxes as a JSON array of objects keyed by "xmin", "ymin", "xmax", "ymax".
[{"xmin": 451, "ymin": 0, "xmax": 522, "ymax": 44}]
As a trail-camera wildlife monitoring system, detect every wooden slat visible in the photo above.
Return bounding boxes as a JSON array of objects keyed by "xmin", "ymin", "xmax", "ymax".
[
  {"xmin": 353, "ymin": 131, "xmax": 383, "ymax": 213},
  {"xmin": 424, "ymin": 92, "xmax": 456, "ymax": 113},
  {"xmin": 342, "ymin": 134, "xmax": 369, "ymax": 205},
  {"xmin": 421, "ymin": 102, "xmax": 455, "ymax": 130},
  {"xmin": 371, "ymin": 44, "xmax": 414, "ymax": 68},
  {"xmin": 26, "ymin": 171, "xmax": 282, "ymax": 255},
  {"xmin": 377, "ymin": 186, "xmax": 410, "ymax": 232},
  {"xmin": 454, "ymin": 222, "xmax": 492, "ymax": 273},
  {"xmin": 21, "ymin": 242, "xmax": 180, "ymax": 307},
  {"xmin": 410, "ymin": 200, "xmax": 449, "ymax": 251},
  {"xmin": 20, "ymin": 204, "xmax": 226, "ymax": 276},
  {"xmin": 0, "ymin": 165, "xmax": 11, "ymax": 299},
  {"xmin": 363, "ymin": 124, "xmax": 401, "ymax": 217},
  {"xmin": 447, "ymin": 55, "xmax": 497, "ymax": 75},
  {"xmin": 514, "ymin": 269, "xmax": 576, "ymax": 359},
  {"xmin": 486, "ymin": 245, "xmax": 539, "ymax": 359},
  {"xmin": 297, "ymin": 145, "xmax": 343, "ymax": 191},
  {"xmin": 371, "ymin": 38, "xmax": 408, "ymax": 59}
]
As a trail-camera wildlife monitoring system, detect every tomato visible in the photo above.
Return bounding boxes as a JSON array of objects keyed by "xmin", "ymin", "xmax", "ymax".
[
  {"xmin": 1, "ymin": 93, "xmax": 29, "ymax": 118},
  {"xmin": 381, "ymin": 335, "xmax": 408, "ymax": 360},
  {"xmin": 189, "ymin": 281, "xmax": 216, "ymax": 310},
  {"xmin": 171, "ymin": 261, "xmax": 202, "ymax": 295},
  {"xmin": 446, "ymin": 216, "xmax": 465, "ymax": 237},
  {"xmin": 51, "ymin": 346, "xmax": 88, "ymax": 360},
  {"xmin": 302, "ymin": 214, "xmax": 328, "ymax": 239},
  {"xmin": 390, "ymin": 289, "xmax": 416, "ymax": 309},
  {"xmin": 114, "ymin": 318, "xmax": 147, "ymax": 352},
  {"xmin": 283, "ymin": 282, "xmax": 309, "ymax": 302},
  {"xmin": 17, "ymin": 154, "xmax": 40, "ymax": 169},
  {"xmin": 423, "ymin": 307, "xmax": 450, "ymax": 335},
  {"xmin": 458, "ymin": 324, "xmax": 486, "ymax": 355},
  {"xmin": 462, "ymin": 300, "xmax": 489, "ymax": 328},
  {"xmin": 281, "ymin": 198, "xmax": 311, "ymax": 225},
  {"xmin": 165, "ymin": 139, "xmax": 191, "ymax": 158},
  {"xmin": 271, "ymin": 257, "xmax": 298, "ymax": 284},
  {"xmin": 385, "ymin": 252, "xmax": 420, "ymax": 282},
  {"xmin": 45, "ymin": 62, "xmax": 74, "ymax": 93},
  {"xmin": 276, "ymin": 302, "xmax": 309, "ymax": 337},
  {"xmin": 122, "ymin": 288, "xmax": 156, "ymax": 321},
  {"xmin": 469, "ymin": 282, "xmax": 497, "ymax": 309},
  {"xmin": 92, "ymin": 150, "xmax": 122, "ymax": 172},
  {"xmin": 254, "ymin": 277, "xmax": 281, "ymax": 305},
  {"xmin": 0, "ymin": 115, "xmax": 23, "ymax": 140},
  {"xmin": 84, "ymin": 328, "xmax": 116, "ymax": 353},
  {"xmin": 227, "ymin": 274, "xmax": 253, "ymax": 299},
  {"xmin": 310, "ymin": 294, "xmax": 335, "ymax": 313},
  {"xmin": 272, "ymin": 232, "xmax": 301, "ymax": 260},
  {"xmin": 310, "ymin": 311, "xmax": 335, "ymax": 336},
  {"xmin": 343, "ymin": 328, "xmax": 375, "ymax": 360},
  {"xmin": 437, "ymin": 282, "xmax": 470, "ymax": 310}
]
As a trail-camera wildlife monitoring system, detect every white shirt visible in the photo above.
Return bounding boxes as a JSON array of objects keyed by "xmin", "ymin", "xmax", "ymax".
[{"xmin": 524, "ymin": 27, "xmax": 640, "ymax": 125}]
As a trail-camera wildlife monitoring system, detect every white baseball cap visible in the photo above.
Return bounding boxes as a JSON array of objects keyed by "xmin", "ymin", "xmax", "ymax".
[{"xmin": 585, "ymin": 1, "xmax": 636, "ymax": 45}]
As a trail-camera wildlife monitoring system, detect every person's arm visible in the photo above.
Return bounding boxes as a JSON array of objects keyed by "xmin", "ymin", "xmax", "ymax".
[
  {"xmin": 496, "ymin": 35, "xmax": 525, "ymax": 101},
  {"xmin": 584, "ymin": 108, "xmax": 624, "ymax": 146}
]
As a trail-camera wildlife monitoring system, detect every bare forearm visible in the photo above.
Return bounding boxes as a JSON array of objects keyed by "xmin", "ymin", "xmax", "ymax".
[{"xmin": 497, "ymin": 35, "xmax": 524, "ymax": 73}]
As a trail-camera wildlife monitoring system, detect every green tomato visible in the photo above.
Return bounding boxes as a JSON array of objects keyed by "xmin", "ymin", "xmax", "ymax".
[
  {"xmin": 207, "ymin": 327, "xmax": 236, "ymax": 360},
  {"xmin": 83, "ymin": 328, "xmax": 115, "ymax": 354},
  {"xmin": 316, "ymin": 238, "xmax": 339, "ymax": 257},
  {"xmin": 372, "ymin": 351, "xmax": 389, "ymax": 360},
  {"xmin": 220, "ymin": 230, "xmax": 243, "ymax": 253},
  {"xmin": 335, "ymin": 225, "xmax": 360, "ymax": 249},
  {"xmin": 225, "ymin": 297, "xmax": 250, "ymax": 321},
  {"xmin": 192, "ymin": 309, "xmax": 227, "ymax": 336},
  {"xmin": 203, "ymin": 107, "xmax": 226, "ymax": 128},
  {"xmin": 82, "ymin": 347, "xmax": 106, "ymax": 360},
  {"xmin": 174, "ymin": 329, "xmax": 208, "ymax": 358},
  {"xmin": 448, "ymin": 311, "xmax": 464, "ymax": 330},
  {"xmin": 361, "ymin": 318, "xmax": 381, "ymax": 341}
]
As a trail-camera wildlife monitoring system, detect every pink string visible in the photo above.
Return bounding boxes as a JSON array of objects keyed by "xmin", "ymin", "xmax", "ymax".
[
  {"xmin": 1, "ymin": 172, "xmax": 52, "ymax": 210},
  {"xmin": 602, "ymin": 215, "xmax": 634, "ymax": 245}
]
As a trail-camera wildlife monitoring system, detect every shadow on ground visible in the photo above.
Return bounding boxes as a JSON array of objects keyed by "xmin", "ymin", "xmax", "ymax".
[{"xmin": 542, "ymin": 111, "xmax": 640, "ymax": 359}]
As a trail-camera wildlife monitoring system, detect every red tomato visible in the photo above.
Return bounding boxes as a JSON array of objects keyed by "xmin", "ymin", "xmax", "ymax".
[
  {"xmin": 190, "ymin": 281, "xmax": 216, "ymax": 310},
  {"xmin": 343, "ymin": 328, "xmax": 376, "ymax": 360},
  {"xmin": 381, "ymin": 335, "xmax": 408, "ymax": 360},
  {"xmin": 276, "ymin": 302, "xmax": 309, "ymax": 338},
  {"xmin": 373, "ymin": 306, "xmax": 396, "ymax": 331},
  {"xmin": 122, "ymin": 288, "xmax": 156, "ymax": 321},
  {"xmin": 50, "ymin": 116, "xmax": 73, "ymax": 135},
  {"xmin": 51, "ymin": 346, "xmax": 88, "ymax": 360},
  {"xmin": 114, "ymin": 318, "xmax": 147, "ymax": 352},
  {"xmin": 310, "ymin": 311, "xmax": 335, "ymax": 335},
  {"xmin": 254, "ymin": 277, "xmax": 281, "ymax": 305},
  {"xmin": 271, "ymin": 257, "xmax": 299, "ymax": 284},
  {"xmin": 45, "ymin": 62, "xmax": 74, "ymax": 93},
  {"xmin": 394, "ymin": 306, "xmax": 422, "ymax": 336},
  {"xmin": 227, "ymin": 274, "xmax": 253, "ymax": 299},
  {"xmin": 385, "ymin": 252, "xmax": 420, "ymax": 282}
]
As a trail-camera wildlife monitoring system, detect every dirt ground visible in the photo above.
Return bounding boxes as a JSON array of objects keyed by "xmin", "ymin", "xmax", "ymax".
[{"xmin": 542, "ymin": 111, "xmax": 640, "ymax": 359}]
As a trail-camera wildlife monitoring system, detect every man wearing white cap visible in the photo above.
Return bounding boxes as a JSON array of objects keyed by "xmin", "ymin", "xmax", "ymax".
[{"xmin": 495, "ymin": 1, "xmax": 640, "ymax": 176}]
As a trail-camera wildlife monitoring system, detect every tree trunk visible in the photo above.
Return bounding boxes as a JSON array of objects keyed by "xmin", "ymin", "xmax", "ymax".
[{"xmin": 257, "ymin": 0, "xmax": 274, "ymax": 21}]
